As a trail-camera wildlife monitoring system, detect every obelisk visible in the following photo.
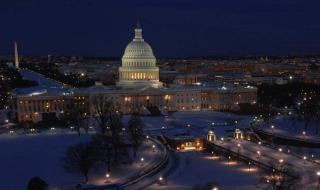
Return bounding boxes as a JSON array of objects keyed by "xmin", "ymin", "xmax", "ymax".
[{"xmin": 14, "ymin": 41, "xmax": 19, "ymax": 69}]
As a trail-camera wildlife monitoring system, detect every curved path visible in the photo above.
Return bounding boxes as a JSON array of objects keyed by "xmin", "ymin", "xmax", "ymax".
[{"xmin": 123, "ymin": 137, "xmax": 171, "ymax": 190}]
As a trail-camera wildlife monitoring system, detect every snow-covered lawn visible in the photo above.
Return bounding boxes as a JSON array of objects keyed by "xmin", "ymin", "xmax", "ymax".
[
  {"xmin": 169, "ymin": 111, "xmax": 252, "ymax": 137},
  {"xmin": 0, "ymin": 131, "xmax": 163, "ymax": 190},
  {"xmin": 87, "ymin": 139, "xmax": 164, "ymax": 186},
  {"xmin": 0, "ymin": 132, "xmax": 91, "ymax": 190},
  {"xmin": 257, "ymin": 115, "xmax": 320, "ymax": 142},
  {"xmin": 138, "ymin": 111, "xmax": 252, "ymax": 138},
  {"xmin": 146, "ymin": 152, "xmax": 262, "ymax": 190}
]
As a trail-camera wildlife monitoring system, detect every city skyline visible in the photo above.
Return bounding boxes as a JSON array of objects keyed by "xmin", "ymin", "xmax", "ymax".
[{"xmin": 1, "ymin": 0, "xmax": 320, "ymax": 57}]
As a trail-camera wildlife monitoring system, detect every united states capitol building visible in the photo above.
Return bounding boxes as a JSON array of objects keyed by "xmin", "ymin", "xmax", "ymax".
[{"xmin": 15, "ymin": 23, "xmax": 257, "ymax": 122}]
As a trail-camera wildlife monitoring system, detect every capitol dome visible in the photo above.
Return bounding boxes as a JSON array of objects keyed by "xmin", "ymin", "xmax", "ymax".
[
  {"xmin": 123, "ymin": 40, "xmax": 155, "ymax": 59},
  {"xmin": 117, "ymin": 22, "xmax": 162, "ymax": 89}
]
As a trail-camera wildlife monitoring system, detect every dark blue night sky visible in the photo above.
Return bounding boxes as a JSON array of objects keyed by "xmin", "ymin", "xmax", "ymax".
[{"xmin": 0, "ymin": 0, "xmax": 320, "ymax": 57}]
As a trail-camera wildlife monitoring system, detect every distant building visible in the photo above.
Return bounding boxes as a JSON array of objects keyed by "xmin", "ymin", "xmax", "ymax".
[{"xmin": 13, "ymin": 23, "xmax": 257, "ymax": 122}]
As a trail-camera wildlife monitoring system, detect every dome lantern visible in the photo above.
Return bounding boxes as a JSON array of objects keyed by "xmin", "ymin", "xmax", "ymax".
[{"xmin": 134, "ymin": 21, "xmax": 143, "ymax": 41}]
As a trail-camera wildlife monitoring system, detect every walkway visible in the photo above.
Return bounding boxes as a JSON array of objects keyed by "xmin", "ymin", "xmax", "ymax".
[{"xmin": 209, "ymin": 138, "xmax": 320, "ymax": 189}]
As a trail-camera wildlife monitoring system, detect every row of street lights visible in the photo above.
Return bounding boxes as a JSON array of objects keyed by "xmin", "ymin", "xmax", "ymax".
[{"xmin": 104, "ymin": 138, "xmax": 157, "ymax": 185}]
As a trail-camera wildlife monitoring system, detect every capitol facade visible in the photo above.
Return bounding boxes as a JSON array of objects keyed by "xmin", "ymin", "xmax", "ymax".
[{"xmin": 14, "ymin": 23, "xmax": 257, "ymax": 122}]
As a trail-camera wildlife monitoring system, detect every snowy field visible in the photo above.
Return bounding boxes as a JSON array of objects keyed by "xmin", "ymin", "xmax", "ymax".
[
  {"xmin": 5, "ymin": 111, "xmax": 310, "ymax": 190},
  {"xmin": 0, "ymin": 131, "xmax": 162, "ymax": 190},
  {"xmin": 257, "ymin": 115, "xmax": 320, "ymax": 142},
  {"xmin": 170, "ymin": 111, "xmax": 251, "ymax": 136},
  {"xmin": 139, "ymin": 111, "xmax": 252, "ymax": 138},
  {"xmin": 147, "ymin": 152, "xmax": 262, "ymax": 190},
  {"xmin": 0, "ymin": 132, "xmax": 91, "ymax": 190}
]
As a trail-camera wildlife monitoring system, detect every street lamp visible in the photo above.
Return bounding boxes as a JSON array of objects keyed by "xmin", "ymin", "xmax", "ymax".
[
  {"xmin": 257, "ymin": 150, "xmax": 261, "ymax": 158},
  {"xmin": 303, "ymin": 156, "xmax": 307, "ymax": 164},
  {"xmin": 158, "ymin": 176, "xmax": 166, "ymax": 186},
  {"xmin": 237, "ymin": 143, "xmax": 241, "ymax": 161},
  {"xmin": 220, "ymin": 137, "xmax": 224, "ymax": 144},
  {"xmin": 140, "ymin": 157, "xmax": 145, "ymax": 166},
  {"xmin": 212, "ymin": 187, "xmax": 218, "ymax": 190},
  {"xmin": 279, "ymin": 159, "xmax": 284, "ymax": 164},
  {"xmin": 271, "ymin": 125, "xmax": 275, "ymax": 133},
  {"xmin": 316, "ymin": 171, "xmax": 320, "ymax": 190},
  {"xmin": 105, "ymin": 173, "xmax": 110, "ymax": 183},
  {"xmin": 145, "ymin": 135, "xmax": 150, "ymax": 142},
  {"xmin": 152, "ymin": 144, "xmax": 156, "ymax": 152}
]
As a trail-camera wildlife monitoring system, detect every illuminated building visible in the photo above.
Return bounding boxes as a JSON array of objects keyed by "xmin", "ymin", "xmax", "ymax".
[{"xmin": 14, "ymin": 23, "xmax": 257, "ymax": 122}]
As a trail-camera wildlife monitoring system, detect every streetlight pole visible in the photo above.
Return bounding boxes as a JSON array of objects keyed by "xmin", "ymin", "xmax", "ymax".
[
  {"xmin": 317, "ymin": 171, "xmax": 320, "ymax": 190},
  {"xmin": 237, "ymin": 143, "xmax": 241, "ymax": 162}
]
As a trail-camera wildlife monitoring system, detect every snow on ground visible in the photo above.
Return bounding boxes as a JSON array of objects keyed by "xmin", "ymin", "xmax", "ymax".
[
  {"xmin": 146, "ymin": 152, "xmax": 262, "ymax": 190},
  {"xmin": 0, "ymin": 130, "xmax": 162, "ymax": 190},
  {"xmin": 277, "ymin": 144, "xmax": 320, "ymax": 163},
  {"xmin": 87, "ymin": 139, "xmax": 163, "ymax": 186},
  {"xmin": 257, "ymin": 115, "xmax": 320, "ymax": 142},
  {"xmin": 3, "ymin": 111, "xmax": 317, "ymax": 190},
  {"xmin": 169, "ymin": 111, "xmax": 252, "ymax": 137},
  {"xmin": 0, "ymin": 132, "xmax": 91, "ymax": 190},
  {"xmin": 216, "ymin": 138, "xmax": 320, "ymax": 188}
]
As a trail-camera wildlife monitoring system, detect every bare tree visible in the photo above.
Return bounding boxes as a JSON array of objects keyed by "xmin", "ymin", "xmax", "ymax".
[
  {"xmin": 91, "ymin": 94, "xmax": 114, "ymax": 134},
  {"xmin": 295, "ymin": 97, "xmax": 318, "ymax": 131},
  {"xmin": 90, "ymin": 134, "xmax": 114, "ymax": 172},
  {"xmin": 312, "ymin": 97, "xmax": 320, "ymax": 135},
  {"xmin": 91, "ymin": 95, "xmax": 125, "ymax": 163},
  {"xmin": 63, "ymin": 143, "xmax": 98, "ymax": 183},
  {"xmin": 62, "ymin": 101, "xmax": 87, "ymax": 136},
  {"xmin": 259, "ymin": 104, "xmax": 276, "ymax": 125},
  {"xmin": 127, "ymin": 114, "xmax": 144, "ymax": 158}
]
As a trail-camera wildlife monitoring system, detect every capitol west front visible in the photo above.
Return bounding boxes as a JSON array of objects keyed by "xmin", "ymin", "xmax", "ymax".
[{"xmin": 15, "ymin": 23, "xmax": 257, "ymax": 122}]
